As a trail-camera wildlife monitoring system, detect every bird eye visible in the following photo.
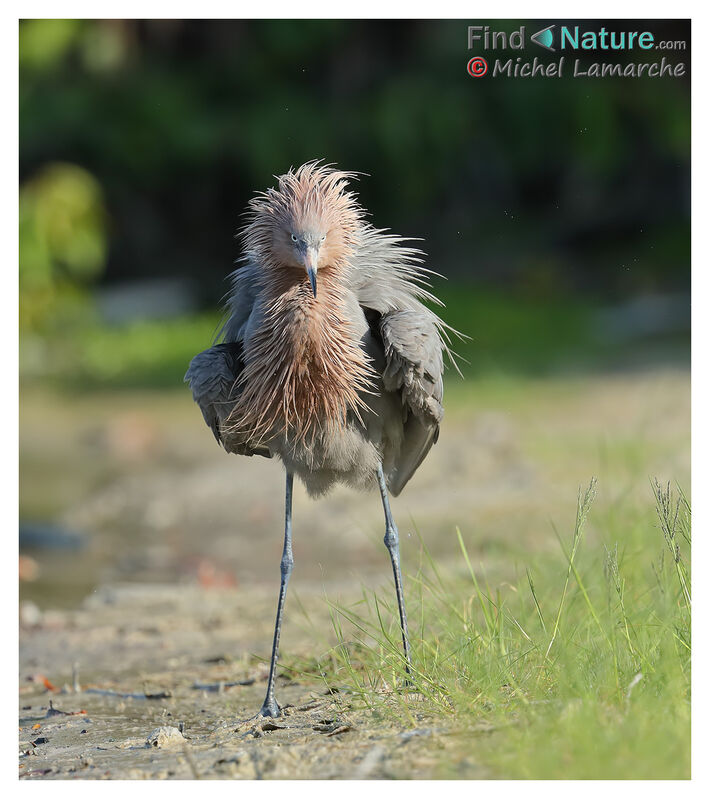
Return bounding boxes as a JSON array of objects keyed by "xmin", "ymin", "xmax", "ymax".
[
  {"xmin": 291, "ymin": 233, "xmax": 298, "ymax": 243},
  {"xmin": 321, "ymin": 235, "xmax": 326, "ymax": 242}
]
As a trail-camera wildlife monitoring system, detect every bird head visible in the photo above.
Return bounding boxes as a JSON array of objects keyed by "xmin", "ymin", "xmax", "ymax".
[
  {"xmin": 285, "ymin": 228, "xmax": 325, "ymax": 297},
  {"xmin": 242, "ymin": 162, "xmax": 364, "ymax": 298}
]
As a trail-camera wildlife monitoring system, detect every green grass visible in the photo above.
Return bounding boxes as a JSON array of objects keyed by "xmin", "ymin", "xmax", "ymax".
[
  {"xmin": 20, "ymin": 312, "xmax": 223, "ymax": 389},
  {"xmin": 288, "ymin": 479, "xmax": 691, "ymax": 779},
  {"xmin": 20, "ymin": 286, "xmax": 690, "ymax": 391}
]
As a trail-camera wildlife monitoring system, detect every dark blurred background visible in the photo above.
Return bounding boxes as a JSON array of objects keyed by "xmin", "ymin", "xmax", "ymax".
[
  {"xmin": 19, "ymin": 20, "xmax": 691, "ymax": 608},
  {"xmin": 20, "ymin": 19, "xmax": 690, "ymax": 387}
]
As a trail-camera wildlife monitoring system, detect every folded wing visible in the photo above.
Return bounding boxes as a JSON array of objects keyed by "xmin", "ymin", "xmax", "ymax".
[
  {"xmin": 184, "ymin": 341, "xmax": 271, "ymax": 458},
  {"xmin": 351, "ymin": 226, "xmax": 447, "ymax": 495}
]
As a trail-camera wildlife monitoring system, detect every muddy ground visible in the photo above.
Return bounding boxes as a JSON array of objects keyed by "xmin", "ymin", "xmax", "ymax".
[
  {"xmin": 19, "ymin": 582, "xmax": 487, "ymax": 780},
  {"xmin": 19, "ymin": 368, "xmax": 690, "ymax": 779}
]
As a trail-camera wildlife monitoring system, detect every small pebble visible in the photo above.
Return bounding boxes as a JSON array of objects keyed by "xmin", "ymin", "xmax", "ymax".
[{"xmin": 146, "ymin": 726, "xmax": 186, "ymax": 749}]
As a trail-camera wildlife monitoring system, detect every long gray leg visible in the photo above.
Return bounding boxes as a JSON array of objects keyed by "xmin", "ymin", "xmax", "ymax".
[
  {"xmin": 260, "ymin": 471, "xmax": 294, "ymax": 717},
  {"xmin": 376, "ymin": 463, "xmax": 412, "ymax": 673}
]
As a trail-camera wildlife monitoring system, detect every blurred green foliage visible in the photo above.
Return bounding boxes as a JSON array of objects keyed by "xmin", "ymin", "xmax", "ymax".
[
  {"xmin": 19, "ymin": 19, "xmax": 82, "ymax": 71},
  {"xmin": 73, "ymin": 314, "xmax": 220, "ymax": 388},
  {"xmin": 20, "ymin": 162, "xmax": 107, "ymax": 333}
]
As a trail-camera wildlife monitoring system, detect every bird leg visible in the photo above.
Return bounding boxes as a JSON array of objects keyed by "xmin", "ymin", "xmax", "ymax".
[
  {"xmin": 259, "ymin": 471, "xmax": 294, "ymax": 718},
  {"xmin": 376, "ymin": 463, "xmax": 412, "ymax": 675}
]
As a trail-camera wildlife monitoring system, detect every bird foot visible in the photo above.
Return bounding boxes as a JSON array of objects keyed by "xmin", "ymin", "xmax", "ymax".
[
  {"xmin": 258, "ymin": 698, "xmax": 282, "ymax": 718},
  {"xmin": 232, "ymin": 702, "xmax": 284, "ymax": 735}
]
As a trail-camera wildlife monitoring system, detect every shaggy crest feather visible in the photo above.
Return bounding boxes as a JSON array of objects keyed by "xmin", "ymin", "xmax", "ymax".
[{"xmin": 242, "ymin": 161, "xmax": 364, "ymax": 274}]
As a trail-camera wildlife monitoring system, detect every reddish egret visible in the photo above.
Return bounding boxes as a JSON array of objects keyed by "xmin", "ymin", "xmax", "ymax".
[{"xmin": 186, "ymin": 162, "xmax": 453, "ymax": 718}]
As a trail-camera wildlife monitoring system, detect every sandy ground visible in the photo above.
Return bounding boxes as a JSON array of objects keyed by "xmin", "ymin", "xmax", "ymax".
[
  {"xmin": 19, "ymin": 367, "xmax": 690, "ymax": 779},
  {"xmin": 19, "ymin": 583, "xmax": 485, "ymax": 780}
]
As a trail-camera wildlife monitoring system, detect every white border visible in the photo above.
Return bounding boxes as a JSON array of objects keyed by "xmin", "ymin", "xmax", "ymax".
[{"xmin": 5, "ymin": 5, "xmax": 704, "ymax": 795}]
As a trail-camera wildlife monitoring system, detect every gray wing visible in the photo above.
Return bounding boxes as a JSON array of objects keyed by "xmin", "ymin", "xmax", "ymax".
[
  {"xmin": 216, "ymin": 256, "xmax": 262, "ymax": 343},
  {"xmin": 184, "ymin": 341, "xmax": 271, "ymax": 458},
  {"xmin": 350, "ymin": 227, "xmax": 447, "ymax": 496},
  {"xmin": 186, "ymin": 257, "xmax": 270, "ymax": 457},
  {"xmin": 377, "ymin": 309, "xmax": 444, "ymax": 496}
]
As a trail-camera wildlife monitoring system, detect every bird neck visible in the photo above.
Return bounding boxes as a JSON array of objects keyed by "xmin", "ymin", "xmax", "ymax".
[
  {"xmin": 268, "ymin": 266, "xmax": 349, "ymax": 343},
  {"xmin": 231, "ymin": 265, "xmax": 374, "ymax": 442}
]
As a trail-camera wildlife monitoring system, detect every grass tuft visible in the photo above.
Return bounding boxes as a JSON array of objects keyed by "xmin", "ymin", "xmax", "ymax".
[{"xmin": 287, "ymin": 478, "xmax": 691, "ymax": 779}]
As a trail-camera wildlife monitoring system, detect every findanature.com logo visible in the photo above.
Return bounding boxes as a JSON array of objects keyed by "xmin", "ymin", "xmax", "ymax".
[{"xmin": 466, "ymin": 23, "xmax": 688, "ymax": 79}]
